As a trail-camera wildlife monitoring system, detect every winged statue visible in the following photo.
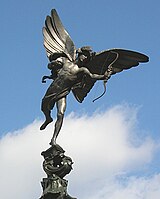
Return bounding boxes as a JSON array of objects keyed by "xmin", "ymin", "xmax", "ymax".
[{"xmin": 40, "ymin": 9, "xmax": 149, "ymax": 146}]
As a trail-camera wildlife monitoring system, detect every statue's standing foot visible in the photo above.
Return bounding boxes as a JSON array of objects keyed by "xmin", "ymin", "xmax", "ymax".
[
  {"xmin": 40, "ymin": 118, "xmax": 53, "ymax": 130},
  {"xmin": 49, "ymin": 138, "xmax": 56, "ymax": 146}
]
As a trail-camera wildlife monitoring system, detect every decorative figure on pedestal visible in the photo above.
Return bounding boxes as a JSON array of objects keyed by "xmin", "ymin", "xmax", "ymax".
[{"xmin": 39, "ymin": 9, "xmax": 149, "ymax": 199}]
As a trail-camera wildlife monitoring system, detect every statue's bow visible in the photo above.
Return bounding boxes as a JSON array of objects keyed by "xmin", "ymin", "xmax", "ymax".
[{"xmin": 93, "ymin": 51, "xmax": 119, "ymax": 102}]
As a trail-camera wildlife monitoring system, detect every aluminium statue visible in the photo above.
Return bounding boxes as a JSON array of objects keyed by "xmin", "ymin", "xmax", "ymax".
[{"xmin": 40, "ymin": 9, "xmax": 149, "ymax": 146}]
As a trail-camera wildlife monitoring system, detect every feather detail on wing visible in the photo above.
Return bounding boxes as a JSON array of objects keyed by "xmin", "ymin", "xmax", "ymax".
[
  {"xmin": 43, "ymin": 9, "xmax": 76, "ymax": 62},
  {"xmin": 72, "ymin": 49, "xmax": 149, "ymax": 103}
]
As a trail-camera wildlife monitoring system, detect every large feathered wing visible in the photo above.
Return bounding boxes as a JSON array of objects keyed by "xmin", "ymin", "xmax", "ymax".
[
  {"xmin": 72, "ymin": 49, "xmax": 149, "ymax": 103},
  {"xmin": 43, "ymin": 9, "xmax": 76, "ymax": 62}
]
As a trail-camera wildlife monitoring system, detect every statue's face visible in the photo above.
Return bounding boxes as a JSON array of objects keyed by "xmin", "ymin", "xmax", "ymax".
[
  {"xmin": 76, "ymin": 54, "xmax": 88, "ymax": 67},
  {"xmin": 78, "ymin": 54, "xmax": 87, "ymax": 62},
  {"xmin": 76, "ymin": 47, "xmax": 92, "ymax": 66}
]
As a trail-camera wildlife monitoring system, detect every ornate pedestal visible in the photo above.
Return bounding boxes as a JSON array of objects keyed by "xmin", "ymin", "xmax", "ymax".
[{"xmin": 40, "ymin": 145, "xmax": 76, "ymax": 199}]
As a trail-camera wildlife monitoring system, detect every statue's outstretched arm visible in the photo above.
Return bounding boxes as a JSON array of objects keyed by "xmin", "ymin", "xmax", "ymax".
[{"xmin": 78, "ymin": 67, "xmax": 107, "ymax": 80}]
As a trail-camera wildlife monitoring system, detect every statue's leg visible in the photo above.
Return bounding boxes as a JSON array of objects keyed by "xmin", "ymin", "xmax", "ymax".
[
  {"xmin": 50, "ymin": 97, "xmax": 66, "ymax": 145},
  {"xmin": 40, "ymin": 97, "xmax": 54, "ymax": 130}
]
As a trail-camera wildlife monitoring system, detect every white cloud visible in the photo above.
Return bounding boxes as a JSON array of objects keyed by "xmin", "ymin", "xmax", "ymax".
[
  {"xmin": 0, "ymin": 105, "xmax": 159, "ymax": 199},
  {"xmin": 87, "ymin": 174, "xmax": 160, "ymax": 199}
]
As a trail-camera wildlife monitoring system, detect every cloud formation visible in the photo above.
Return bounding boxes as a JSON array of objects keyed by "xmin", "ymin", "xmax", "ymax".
[
  {"xmin": 0, "ymin": 105, "xmax": 159, "ymax": 199},
  {"xmin": 87, "ymin": 174, "xmax": 160, "ymax": 199}
]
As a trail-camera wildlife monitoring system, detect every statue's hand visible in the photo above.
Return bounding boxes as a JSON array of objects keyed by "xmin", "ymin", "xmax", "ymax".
[
  {"xmin": 42, "ymin": 76, "xmax": 48, "ymax": 83},
  {"xmin": 104, "ymin": 67, "xmax": 112, "ymax": 81},
  {"xmin": 104, "ymin": 71, "xmax": 109, "ymax": 80}
]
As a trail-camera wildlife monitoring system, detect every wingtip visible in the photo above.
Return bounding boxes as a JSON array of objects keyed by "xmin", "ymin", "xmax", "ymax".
[
  {"xmin": 140, "ymin": 54, "xmax": 149, "ymax": 63},
  {"xmin": 51, "ymin": 9, "xmax": 57, "ymax": 13},
  {"xmin": 145, "ymin": 55, "xmax": 149, "ymax": 62},
  {"xmin": 136, "ymin": 52, "xmax": 149, "ymax": 63},
  {"xmin": 51, "ymin": 9, "xmax": 58, "ymax": 17}
]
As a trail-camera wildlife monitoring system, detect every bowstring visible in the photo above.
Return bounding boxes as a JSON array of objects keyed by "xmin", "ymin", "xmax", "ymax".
[
  {"xmin": 92, "ymin": 51, "xmax": 119, "ymax": 102},
  {"xmin": 92, "ymin": 51, "xmax": 111, "ymax": 101}
]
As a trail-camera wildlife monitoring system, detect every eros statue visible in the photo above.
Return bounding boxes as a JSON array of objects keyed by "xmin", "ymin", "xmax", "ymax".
[
  {"xmin": 40, "ymin": 9, "xmax": 149, "ymax": 146},
  {"xmin": 39, "ymin": 9, "xmax": 149, "ymax": 199}
]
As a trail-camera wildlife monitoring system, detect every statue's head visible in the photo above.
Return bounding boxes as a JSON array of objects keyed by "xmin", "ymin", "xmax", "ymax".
[{"xmin": 76, "ymin": 46, "xmax": 92, "ymax": 65}]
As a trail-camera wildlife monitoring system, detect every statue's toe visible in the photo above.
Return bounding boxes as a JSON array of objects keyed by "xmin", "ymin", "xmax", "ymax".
[
  {"xmin": 49, "ymin": 139, "xmax": 56, "ymax": 146},
  {"xmin": 40, "ymin": 123, "xmax": 46, "ymax": 130},
  {"xmin": 40, "ymin": 118, "xmax": 53, "ymax": 130}
]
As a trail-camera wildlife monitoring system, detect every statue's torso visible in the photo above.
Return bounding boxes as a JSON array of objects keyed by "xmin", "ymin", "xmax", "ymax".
[{"xmin": 58, "ymin": 61, "xmax": 83, "ymax": 83}]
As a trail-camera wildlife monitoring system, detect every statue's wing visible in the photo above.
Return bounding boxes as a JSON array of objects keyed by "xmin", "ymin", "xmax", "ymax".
[
  {"xmin": 85, "ymin": 49, "xmax": 149, "ymax": 74},
  {"xmin": 72, "ymin": 49, "xmax": 149, "ymax": 103},
  {"xmin": 43, "ymin": 9, "xmax": 76, "ymax": 61},
  {"xmin": 72, "ymin": 77, "xmax": 96, "ymax": 103}
]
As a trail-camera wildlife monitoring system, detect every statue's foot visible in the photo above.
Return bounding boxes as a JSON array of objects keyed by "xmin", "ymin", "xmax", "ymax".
[
  {"xmin": 49, "ymin": 139, "xmax": 56, "ymax": 146},
  {"xmin": 40, "ymin": 118, "xmax": 53, "ymax": 130}
]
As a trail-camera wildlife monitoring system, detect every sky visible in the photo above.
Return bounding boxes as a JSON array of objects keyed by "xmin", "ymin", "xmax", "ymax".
[{"xmin": 0, "ymin": 0, "xmax": 160, "ymax": 198}]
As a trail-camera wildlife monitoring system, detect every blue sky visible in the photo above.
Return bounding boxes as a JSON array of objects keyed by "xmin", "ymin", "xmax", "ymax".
[
  {"xmin": 0, "ymin": 0, "xmax": 159, "ymax": 135},
  {"xmin": 0, "ymin": 0, "xmax": 160, "ymax": 198}
]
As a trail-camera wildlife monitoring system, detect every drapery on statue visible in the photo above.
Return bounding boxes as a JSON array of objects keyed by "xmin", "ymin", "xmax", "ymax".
[{"xmin": 40, "ymin": 9, "xmax": 149, "ymax": 146}]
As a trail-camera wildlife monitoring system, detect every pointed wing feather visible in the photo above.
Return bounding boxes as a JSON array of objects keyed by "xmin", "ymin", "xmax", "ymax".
[
  {"xmin": 51, "ymin": 10, "xmax": 76, "ymax": 60},
  {"xmin": 43, "ymin": 27, "xmax": 63, "ymax": 56},
  {"xmin": 45, "ymin": 16, "xmax": 65, "ymax": 50},
  {"xmin": 72, "ymin": 49, "xmax": 149, "ymax": 103},
  {"xmin": 43, "ymin": 9, "xmax": 76, "ymax": 61}
]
